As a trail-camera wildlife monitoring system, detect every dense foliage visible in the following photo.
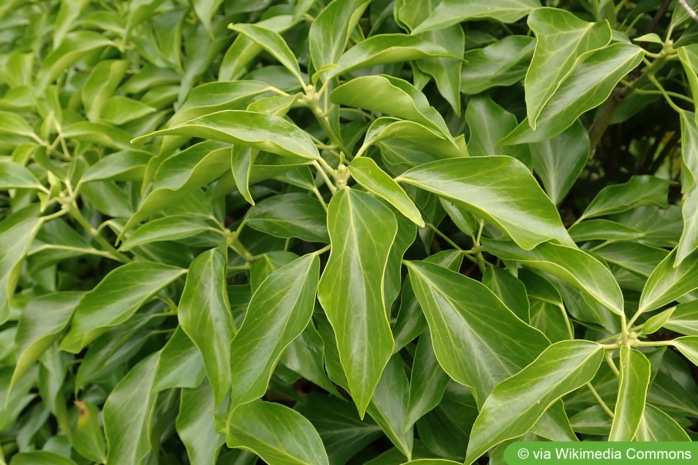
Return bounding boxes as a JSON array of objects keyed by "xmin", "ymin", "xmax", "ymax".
[{"xmin": 3, "ymin": 0, "xmax": 698, "ymax": 464}]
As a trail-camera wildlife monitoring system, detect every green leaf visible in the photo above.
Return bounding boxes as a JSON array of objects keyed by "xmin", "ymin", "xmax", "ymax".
[
  {"xmin": 464, "ymin": 341, "xmax": 604, "ymax": 465},
  {"xmin": 414, "ymin": 24, "xmax": 464, "ymax": 113},
  {"xmin": 411, "ymin": 0, "xmax": 541, "ymax": 34},
  {"xmin": 11, "ymin": 292, "xmax": 82, "ymax": 392},
  {"xmin": 638, "ymin": 248, "xmax": 698, "ymax": 315},
  {"xmin": 482, "ymin": 266, "xmax": 530, "ymax": 322},
  {"xmin": 483, "ymin": 239, "xmax": 625, "ymax": 316},
  {"xmin": 406, "ymin": 261, "xmax": 549, "ymax": 406},
  {"xmin": 500, "ymin": 43, "xmax": 644, "ymax": 143},
  {"xmin": 641, "ymin": 307, "xmax": 675, "ymax": 335},
  {"xmin": 327, "ymin": 34, "xmax": 453, "ymax": 79},
  {"xmin": 349, "ymin": 157, "xmax": 424, "ymax": 227},
  {"xmin": 154, "ymin": 326, "xmax": 205, "ymax": 391},
  {"xmin": 245, "ymin": 193, "xmax": 329, "ymax": 243},
  {"xmin": 80, "ymin": 151, "xmax": 150, "ymax": 184},
  {"xmin": 331, "ymin": 75, "xmax": 451, "ymax": 139},
  {"xmin": 229, "ymin": 23, "xmax": 304, "ymax": 85},
  {"xmin": 9, "ymin": 451, "xmax": 78, "ymax": 465},
  {"xmin": 579, "ymin": 176, "xmax": 672, "ymax": 222},
  {"xmin": 672, "ymin": 336, "xmax": 698, "ymax": 367},
  {"xmin": 317, "ymin": 188, "xmax": 397, "ymax": 416},
  {"xmin": 1, "ymin": 214, "xmax": 42, "ymax": 323},
  {"xmin": 309, "ymin": 0, "xmax": 371, "ymax": 74},
  {"xmin": 120, "ymin": 216, "xmax": 215, "ymax": 251},
  {"xmin": 229, "ymin": 254, "xmax": 319, "ymax": 408},
  {"xmin": 192, "ymin": 0, "xmax": 223, "ymax": 35},
  {"xmin": 664, "ymin": 300, "xmax": 698, "ymax": 335},
  {"xmin": 363, "ymin": 118, "xmax": 466, "ymax": 161},
  {"xmin": 0, "ymin": 111, "xmax": 37, "ymax": 140},
  {"xmin": 103, "ymin": 353, "xmax": 159, "ymax": 465},
  {"xmin": 609, "ymin": 347, "xmax": 651, "ymax": 440},
  {"xmin": 53, "ymin": 0, "xmax": 90, "ymax": 47},
  {"xmin": 82, "ymin": 60, "xmax": 129, "ymax": 122},
  {"xmin": 397, "ymin": 157, "xmax": 573, "ymax": 250},
  {"xmin": 405, "ymin": 330, "xmax": 450, "ymax": 428},
  {"xmin": 460, "ymin": 36, "xmax": 535, "ymax": 95},
  {"xmin": 176, "ymin": 379, "xmax": 225, "ymax": 465},
  {"xmin": 179, "ymin": 249, "xmax": 235, "ymax": 405},
  {"xmin": 677, "ymin": 111, "xmax": 698, "ymax": 265},
  {"xmin": 59, "ymin": 261, "xmax": 185, "ymax": 353},
  {"xmin": 525, "ymin": 8, "xmax": 612, "ymax": 129},
  {"xmin": 530, "ymin": 121, "xmax": 589, "ymax": 205},
  {"xmin": 72, "ymin": 400, "xmax": 107, "ymax": 463},
  {"xmin": 133, "ymin": 110, "xmax": 320, "ymax": 160},
  {"xmin": 0, "ymin": 162, "xmax": 43, "ymax": 190},
  {"xmin": 569, "ymin": 219, "xmax": 644, "ymax": 243},
  {"xmin": 226, "ymin": 400, "xmax": 329, "ymax": 465},
  {"xmin": 636, "ymin": 404, "xmax": 692, "ymax": 441}
]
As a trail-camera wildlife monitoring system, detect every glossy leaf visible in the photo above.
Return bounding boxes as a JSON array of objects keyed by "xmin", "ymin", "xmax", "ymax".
[
  {"xmin": 638, "ymin": 248, "xmax": 698, "ymax": 314},
  {"xmin": 317, "ymin": 188, "xmax": 397, "ymax": 416},
  {"xmin": 133, "ymin": 110, "xmax": 320, "ymax": 160},
  {"xmin": 608, "ymin": 347, "xmax": 651, "ymax": 440},
  {"xmin": 331, "ymin": 75, "xmax": 451, "ymax": 138},
  {"xmin": 179, "ymin": 249, "xmax": 234, "ymax": 405},
  {"xmin": 103, "ymin": 353, "xmax": 159, "ymax": 465},
  {"xmin": 120, "ymin": 216, "xmax": 215, "ymax": 251},
  {"xmin": 677, "ymin": 111, "xmax": 698, "ymax": 265},
  {"xmin": 579, "ymin": 176, "xmax": 672, "ymax": 222},
  {"xmin": 484, "ymin": 239, "xmax": 625, "ymax": 316},
  {"xmin": 0, "ymin": 162, "xmax": 43, "ymax": 190},
  {"xmin": 672, "ymin": 336, "xmax": 698, "ymax": 367},
  {"xmin": 525, "ymin": 8, "xmax": 612, "ymax": 129},
  {"xmin": 460, "ymin": 36, "xmax": 535, "ymax": 95},
  {"xmin": 397, "ymin": 157, "xmax": 573, "ymax": 250},
  {"xmin": 406, "ymin": 261, "xmax": 549, "ymax": 406},
  {"xmin": 82, "ymin": 59, "xmax": 129, "ymax": 122},
  {"xmin": 229, "ymin": 254, "xmax": 319, "ymax": 408},
  {"xmin": 636, "ymin": 404, "xmax": 692, "ymax": 441},
  {"xmin": 327, "ymin": 34, "xmax": 453, "ymax": 79},
  {"xmin": 10, "ymin": 451, "xmax": 78, "ymax": 465},
  {"xmin": 227, "ymin": 400, "xmax": 329, "ymax": 465},
  {"xmin": 349, "ymin": 157, "xmax": 424, "ymax": 227},
  {"xmin": 464, "ymin": 341, "xmax": 604, "ymax": 465},
  {"xmin": 80, "ymin": 151, "xmax": 150, "ymax": 183},
  {"xmin": 0, "ymin": 111, "xmax": 37, "ymax": 139},
  {"xmin": 176, "ymin": 379, "xmax": 224, "ymax": 465},
  {"xmin": 245, "ymin": 193, "xmax": 329, "ymax": 243},
  {"xmin": 501, "ymin": 43, "xmax": 644, "ymax": 143},
  {"xmin": 309, "ymin": 0, "xmax": 371, "ymax": 75},
  {"xmin": 482, "ymin": 266, "xmax": 530, "ymax": 322},
  {"xmin": 405, "ymin": 330, "xmax": 450, "ymax": 428},
  {"xmin": 59, "ymin": 262, "xmax": 185, "ymax": 353},
  {"xmin": 664, "ymin": 300, "xmax": 698, "ymax": 335},
  {"xmin": 154, "ymin": 326, "xmax": 205, "ymax": 391},
  {"xmin": 412, "ymin": 0, "xmax": 541, "ymax": 33}
]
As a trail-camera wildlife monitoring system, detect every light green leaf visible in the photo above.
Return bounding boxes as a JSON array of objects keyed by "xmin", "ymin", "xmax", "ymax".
[
  {"xmin": 232, "ymin": 145, "xmax": 258, "ymax": 205},
  {"xmin": 317, "ymin": 188, "xmax": 397, "ymax": 416},
  {"xmin": 664, "ymin": 300, "xmax": 698, "ymax": 335},
  {"xmin": 638, "ymin": 248, "xmax": 698, "ymax": 315},
  {"xmin": 397, "ymin": 157, "xmax": 573, "ymax": 250},
  {"xmin": 672, "ymin": 336, "xmax": 698, "ymax": 367},
  {"xmin": 636, "ymin": 404, "xmax": 692, "ymax": 441},
  {"xmin": 327, "ymin": 34, "xmax": 453, "ymax": 79},
  {"xmin": 9, "ymin": 451, "xmax": 78, "ymax": 465},
  {"xmin": 0, "ymin": 111, "xmax": 37, "ymax": 140},
  {"xmin": 229, "ymin": 254, "xmax": 319, "ymax": 408},
  {"xmin": 179, "ymin": 249, "xmax": 234, "ymax": 405},
  {"xmin": 530, "ymin": 121, "xmax": 589, "ymax": 205},
  {"xmin": 525, "ymin": 8, "xmax": 612, "ymax": 129},
  {"xmin": 309, "ymin": 0, "xmax": 371, "ymax": 74},
  {"xmin": 411, "ymin": 0, "xmax": 541, "ymax": 34},
  {"xmin": 609, "ymin": 347, "xmax": 650, "ymax": 440},
  {"xmin": 363, "ymin": 118, "xmax": 466, "ymax": 161},
  {"xmin": 35, "ymin": 31, "xmax": 113, "ymax": 90},
  {"xmin": 103, "ymin": 353, "xmax": 159, "ymax": 465},
  {"xmin": 226, "ymin": 400, "xmax": 329, "ymax": 465},
  {"xmin": 483, "ymin": 239, "xmax": 625, "ymax": 316},
  {"xmin": 82, "ymin": 60, "xmax": 129, "ymax": 122},
  {"xmin": 401, "ymin": 461, "xmax": 461, "ymax": 465},
  {"xmin": 331, "ymin": 75, "xmax": 451, "ymax": 139},
  {"xmin": 349, "ymin": 157, "xmax": 424, "ymax": 227},
  {"xmin": 229, "ymin": 23, "xmax": 304, "ymax": 85},
  {"xmin": 100, "ymin": 96, "xmax": 156, "ymax": 125},
  {"xmin": 0, "ymin": 162, "xmax": 43, "ymax": 190},
  {"xmin": 72, "ymin": 400, "xmax": 107, "ymax": 463},
  {"xmin": 53, "ymin": 0, "xmax": 90, "ymax": 47},
  {"xmin": 460, "ymin": 36, "xmax": 535, "ymax": 95},
  {"xmin": 176, "ymin": 379, "xmax": 225, "ymax": 465},
  {"xmin": 120, "ymin": 216, "xmax": 215, "ymax": 251},
  {"xmin": 677, "ymin": 111, "xmax": 698, "ymax": 265},
  {"xmin": 80, "ymin": 151, "xmax": 150, "ymax": 184},
  {"xmin": 415, "ymin": 24, "xmax": 464, "ymax": 114},
  {"xmin": 464, "ymin": 341, "xmax": 604, "ymax": 465},
  {"xmin": 192, "ymin": 0, "xmax": 223, "ymax": 35},
  {"xmin": 641, "ymin": 307, "xmax": 675, "ymax": 335},
  {"xmin": 406, "ymin": 261, "xmax": 549, "ymax": 406},
  {"xmin": 569, "ymin": 219, "xmax": 644, "ymax": 243},
  {"xmin": 245, "ymin": 193, "xmax": 329, "ymax": 243},
  {"xmin": 11, "ymin": 292, "xmax": 82, "ymax": 392},
  {"xmin": 59, "ymin": 261, "xmax": 185, "ymax": 353},
  {"xmin": 1, "ymin": 214, "xmax": 42, "ymax": 323},
  {"xmin": 500, "ymin": 43, "xmax": 644, "ymax": 144},
  {"xmin": 62, "ymin": 121, "xmax": 135, "ymax": 151},
  {"xmin": 678, "ymin": 46, "xmax": 698, "ymax": 118},
  {"xmin": 154, "ymin": 326, "xmax": 205, "ymax": 391},
  {"xmin": 133, "ymin": 110, "xmax": 319, "ymax": 160}
]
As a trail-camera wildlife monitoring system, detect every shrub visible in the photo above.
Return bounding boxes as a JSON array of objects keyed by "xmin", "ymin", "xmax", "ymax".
[{"xmin": 2, "ymin": 1, "xmax": 698, "ymax": 464}]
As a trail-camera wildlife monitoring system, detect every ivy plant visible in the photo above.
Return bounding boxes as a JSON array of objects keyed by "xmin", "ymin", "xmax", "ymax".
[{"xmin": 2, "ymin": 0, "xmax": 698, "ymax": 464}]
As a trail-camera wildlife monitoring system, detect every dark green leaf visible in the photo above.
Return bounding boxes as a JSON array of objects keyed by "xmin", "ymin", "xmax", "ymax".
[{"xmin": 460, "ymin": 36, "xmax": 534, "ymax": 95}]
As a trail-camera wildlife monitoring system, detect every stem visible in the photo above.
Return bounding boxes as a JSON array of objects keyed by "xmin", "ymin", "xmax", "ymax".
[
  {"xmin": 634, "ymin": 339, "xmax": 676, "ymax": 348},
  {"xmin": 312, "ymin": 160, "xmax": 337, "ymax": 194},
  {"xmin": 605, "ymin": 351, "xmax": 620, "ymax": 377},
  {"xmin": 427, "ymin": 223, "xmax": 463, "ymax": 251},
  {"xmin": 67, "ymin": 204, "xmax": 131, "ymax": 263},
  {"xmin": 648, "ymin": 73, "xmax": 685, "ymax": 113},
  {"xmin": 678, "ymin": 0, "xmax": 698, "ymax": 24},
  {"xmin": 559, "ymin": 303, "xmax": 575, "ymax": 340},
  {"xmin": 587, "ymin": 383, "xmax": 614, "ymax": 418}
]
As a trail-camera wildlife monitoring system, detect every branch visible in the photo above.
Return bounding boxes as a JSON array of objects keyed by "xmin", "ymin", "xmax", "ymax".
[{"xmin": 678, "ymin": 0, "xmax": 698, "ymax": 24}]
